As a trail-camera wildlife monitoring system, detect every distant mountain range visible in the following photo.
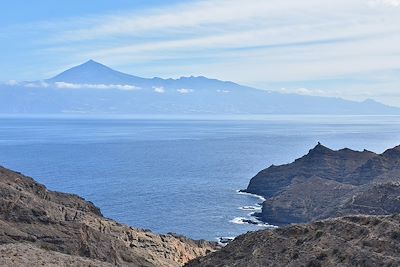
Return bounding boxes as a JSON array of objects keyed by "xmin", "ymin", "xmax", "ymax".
[{"xmin": 1, "ymin": 60, "xmax": 398, "ymax": 115}]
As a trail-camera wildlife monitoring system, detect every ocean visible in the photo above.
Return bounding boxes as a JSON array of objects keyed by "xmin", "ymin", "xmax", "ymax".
[{"xmin": 0, "ymin": 115, "xmax": 400, "ymax": 241}]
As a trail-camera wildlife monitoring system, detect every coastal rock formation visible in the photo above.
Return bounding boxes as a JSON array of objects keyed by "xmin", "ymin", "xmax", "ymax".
[
  {"xmin": 186, "ymin": 215, "xmax": 400, "ymax": 267},
  {"xmin": 243, "ymin": 143, "xmax": 400, "ymax": 224},
  {"xmin": 0, "ymin": 166, "xmax": 217, "ymax": 267}
]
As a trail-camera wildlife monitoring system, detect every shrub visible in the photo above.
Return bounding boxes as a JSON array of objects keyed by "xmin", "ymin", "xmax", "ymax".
[{"xmin": 315, "ymin": 230, "xmax": 324, "ymax": 238}]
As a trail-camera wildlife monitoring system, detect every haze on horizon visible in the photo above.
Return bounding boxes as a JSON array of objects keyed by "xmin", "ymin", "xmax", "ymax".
[{"xmin": 1, "ymin": 0, "xmax": 400, "ymax": 106}]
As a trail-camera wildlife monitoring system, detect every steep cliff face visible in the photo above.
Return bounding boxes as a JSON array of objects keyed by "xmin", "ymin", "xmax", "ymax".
[
  {"xmin": 245, "ymin": 144, "xmax": 376, "ymax": 197},
  {"xmin": 244, "ymin": 144, "xmax": 400, "ymax": 224},
  {"xmin": 0, "ymin": 166, "xmax": 217, "ymax": 267},
  {"xmin": 186, "ymin": 215, "xmax": 400, "ymax": 267}
]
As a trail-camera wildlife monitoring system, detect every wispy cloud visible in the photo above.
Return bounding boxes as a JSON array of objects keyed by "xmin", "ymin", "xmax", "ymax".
[
  {"xmin": 369, "ymin": 0, "xmax": 400, "ymax": 7},
  {"xmin": 2, "ymin": 0, "xmax": 400, "ymax": 105},
  {"xmin": 5, "ymin": 80, "xmax": 19, "ymax": 86},
  {"xmin": 24, "ymin": 81, "xmax": 50, "ymax": 88},
  {"xmin": 276, "ymin": 88, "xmax": 328, "ymax": 96},
  {"xmin": 54, "ymin": 82, "xmax": 140, "ymax": 90},
  {"xmin": 177, "ymin": 88, "xmax": 194, "ymax": 94},
  {"xmin": 153, "ymin": 86, "xmax": 165, "ymax": 93},
  {"xmin": 53, "ymin": 1, "xmax": 294, "ymax": 42},
  {"xmin": 10, "ymin": 81, "xmax": 140, "ymax": 91},
  {"xmin": 36, "ymin": 0, "xmax": 400, "ymax": 80}
]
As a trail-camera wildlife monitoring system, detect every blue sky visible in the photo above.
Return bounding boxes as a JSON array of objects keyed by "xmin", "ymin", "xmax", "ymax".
[{"xmin": 1, "ymin": 0, "xmax": 400, "ymax": 105}]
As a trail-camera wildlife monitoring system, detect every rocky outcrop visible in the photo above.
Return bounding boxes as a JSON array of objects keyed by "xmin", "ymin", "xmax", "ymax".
[
  {"xmin": 0, "ymin": 166, "xmax": 217, "ymax": 266},
  {"xmin": 0, "ymin": 243, "xmax": 114, "ymax": 267},
  {"xmin": 186, "ymin": 214, "xmax": 400, "ymax": 267},
  {"xmin": 243, "ymin": 143, "xmax": 400, "ymax": 224}
]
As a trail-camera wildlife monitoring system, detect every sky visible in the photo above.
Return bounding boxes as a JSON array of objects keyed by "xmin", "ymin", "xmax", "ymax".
[{"xmin": 1, "ymin": 0, "xmax": 400, "ymax": 106}]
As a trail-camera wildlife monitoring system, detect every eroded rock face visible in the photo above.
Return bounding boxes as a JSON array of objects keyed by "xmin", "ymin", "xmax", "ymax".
[
  {"xmin": 0, "ymin": 166, "xmax": 217, "ymax": 267},
  {"xmin": 0, "ymin": 243, "xmax": 114, "ymax": 267},
  {"xmin": 243, "ymin": 144, "xmax": 400, "ymax": 224},
  {"xmin": 187, "ymin": 215, "xmax": 400, "ymax": 267}
]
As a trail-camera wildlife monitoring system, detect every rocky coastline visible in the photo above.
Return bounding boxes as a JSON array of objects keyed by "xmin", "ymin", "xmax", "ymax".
[
  {"xmin": 243, "ymin": 143, "xmax": 400, "ymax": 225},
  {"xmin": 186, "ymin": 143, "xmax": 400, "ymax": 266}
]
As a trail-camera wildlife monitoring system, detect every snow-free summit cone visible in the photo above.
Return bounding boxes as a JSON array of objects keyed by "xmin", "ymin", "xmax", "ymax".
[{"xmin": 47, "ymin": 60, "xmax": 146, "ymax": 84}]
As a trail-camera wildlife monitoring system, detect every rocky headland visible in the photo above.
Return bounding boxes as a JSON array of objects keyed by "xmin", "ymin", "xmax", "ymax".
[
  {"xmin": 0, "ymin": 166, "xmax": 217, "ymax": 266},
  {"xmin": 242, "ymin": 143, "xmax": 400, "ymax": 225}
]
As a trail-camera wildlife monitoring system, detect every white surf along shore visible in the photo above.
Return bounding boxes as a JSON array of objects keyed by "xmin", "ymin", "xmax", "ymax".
[{"xmin": 231, "ymin": 190, "xmax": 278, "ymax": 228}]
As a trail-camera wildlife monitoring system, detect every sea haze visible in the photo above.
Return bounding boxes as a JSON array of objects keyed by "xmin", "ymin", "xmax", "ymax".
[{"xmin": 0, "ymin": 115, "xmax": 400, "ymax": 240}]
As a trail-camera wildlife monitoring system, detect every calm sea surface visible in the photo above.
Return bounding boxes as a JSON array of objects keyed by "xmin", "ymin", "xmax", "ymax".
[{"xmin": 0, "ymin": 115, "xmax": 400, "ymax": 240}]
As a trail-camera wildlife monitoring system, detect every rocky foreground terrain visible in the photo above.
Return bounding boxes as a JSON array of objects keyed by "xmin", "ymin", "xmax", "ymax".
[
  {"xmin": 187, "ymin": 214, "xmax": 400, "ymax": 267},
  {"xmin": 0, "ymin": 166, "xmax": 217, "ymax": 267},
  {"xmin": 243, "ymin": 143, "xmax": 400, "ymax": 224}
]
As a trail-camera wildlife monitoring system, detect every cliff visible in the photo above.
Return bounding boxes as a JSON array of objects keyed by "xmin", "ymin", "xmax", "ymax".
[
  {"xmin": 186, "ymin": 215, "xmax": 400, "ymax": 267},
  {"xmin": 243, "ymin": 143, "xmax": 400, "ymax": 224},
  {"xmin": 0, "ymin": 166, "xmax": 217, "ymax": 266}
]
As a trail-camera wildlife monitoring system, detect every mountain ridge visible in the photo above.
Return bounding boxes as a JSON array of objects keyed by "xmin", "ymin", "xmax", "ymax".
[
  {"xmin": 46, "ymin": 60, "xmax": 244, "ymax": 90},
  {"xmin": 1, "ymin": 60, "xmax": 399, "ymax": 115}
]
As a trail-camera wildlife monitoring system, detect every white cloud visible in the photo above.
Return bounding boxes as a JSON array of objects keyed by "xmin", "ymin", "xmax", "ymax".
[
  {"xmin": 369, "ymin": 0, "xmax": 400, "ymax": 7},
  {"xmin": 5, "ymin": 80, "xmax": 19, "ymax": 86},
  {"xmin": 276, "ymin": 88, "xmax": 330, "ymax": 96},
  {"xmin": 22, "ymin": 81, "xmax": 140, "ymax": 90},
  {"xmin": 217, "ymin": 89, "xmax": 230, "ymax": 93},
  {"xmin": 18, "ymin": 81, "xmax": 140, "ymax": 91},
  {"xmin": 4, "ymin": 0, "xmax": 400, "ymax": 105},
  {"xmin": 54, "ymin": 0, "xmax": 296, "ymax": 42},
  {"xmin": 24, "ymin": 81, "xmax": 49, "ymax": 88},
  {"xmin": 177, "ymin": 88, "xmax": 194, "ymax": 94},
  {"xmin": 153, "ymin": 86, "xmax": 165, "ymax": 93},
  {"xmin": 53, "ymin": 82, "xmax": 139, "ymax": 90},
  {"xmin": 51, "ymin": 0, "xmax": 400, "ymax": 85}
]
